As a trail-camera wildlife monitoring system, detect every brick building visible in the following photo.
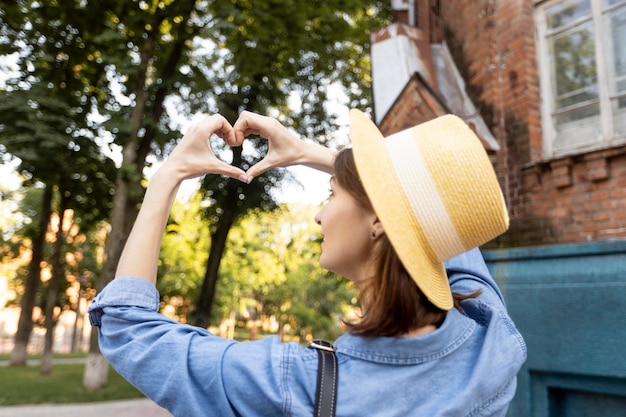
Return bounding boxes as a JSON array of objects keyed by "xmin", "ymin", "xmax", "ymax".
[
  {"xmin": 371, "ymin": 0, "xmax": 626, "ymax": 247},
  {"xmin": 369, "ymin": 2, "xmax": 626, "ymax": 416}
]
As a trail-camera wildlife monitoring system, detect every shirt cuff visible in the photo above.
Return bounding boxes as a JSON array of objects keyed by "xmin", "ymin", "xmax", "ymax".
[{"xmin": 87, "ymin": 276, "xmax": 160, "ymax": 327}]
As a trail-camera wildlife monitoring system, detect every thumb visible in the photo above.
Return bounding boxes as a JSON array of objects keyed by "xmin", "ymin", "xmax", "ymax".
[
  {"xmin": 245, "ymin": 157, "xmax": 278, "ymax": 180},
  {"xmin": 214, "ymin": 162, "xmax": 249, "ymax": 183}
]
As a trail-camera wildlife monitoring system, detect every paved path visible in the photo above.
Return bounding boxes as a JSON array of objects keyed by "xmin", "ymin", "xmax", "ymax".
[{"xmin": 0, "ymin": 398, "xmax": 173, "ymax": 417}]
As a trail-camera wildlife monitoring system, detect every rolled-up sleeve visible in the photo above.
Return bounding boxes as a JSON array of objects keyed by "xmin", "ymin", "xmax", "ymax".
[
  {"xmin": 87, "ymin": 277, "xmax": 238, "ymax": 417},
  {"xmin": 88, "ymin": 277, "xmax": 160, "ymax": 326},
  {"xmin": 445, "ymin": 247, "xmax": 507, "ymax": 307}
]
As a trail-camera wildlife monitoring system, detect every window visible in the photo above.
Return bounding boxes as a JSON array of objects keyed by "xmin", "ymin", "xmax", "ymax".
[{"xmin": 536, "ymin": 0, "xmax": 626, "ymax": 157}]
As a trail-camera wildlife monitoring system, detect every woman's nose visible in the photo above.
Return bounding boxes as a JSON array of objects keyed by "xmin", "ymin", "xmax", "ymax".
[{"xmin": 314, "ymin": 210, "xmax": 321, "ymax": 225}]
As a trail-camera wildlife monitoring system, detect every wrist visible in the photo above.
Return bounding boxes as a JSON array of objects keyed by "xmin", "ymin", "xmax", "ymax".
[
  {"xmin": 150, "ymin": 164, "xmax": 185, "ymax": 190},
  {"xmin": 299, "ymin": 141, "xmax": 336, "ymax": 174}
]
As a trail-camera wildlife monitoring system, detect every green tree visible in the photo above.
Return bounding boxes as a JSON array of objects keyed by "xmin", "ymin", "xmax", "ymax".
[
  {"xmin": 263, "ymin": 203, "xmax": 356, "ymax": 341},
  {"xmin": 216, "ymin": 208, "xmax": 290, "ymax": 325},
  {"xmin": 0, "ymin": 0, "xmax": 389, "ymax": 387},
  {"xmin": 192, "ymin": 0, "xmax": 390, "ymax": 327},
  {"xmin": 0, "ymin": 0, "xmax": 211, "ymax": 387},
  {"xmin": 155, "ymin": 197, "xmax": 355, "ymax": 340},
  {"xmin": 217, "ymin": 204, "xmax": 356, "ymax": 341},
  {"xmin": 156, "ymin": 192, "xmax": 211, "ymax": 322},
  {"xmin": 0, "ymin": 1, "xmax": 115, "ymax": 367},
  {"xmin": 40, "ymin": 192, "xmax": 69, "ymax": 375}
]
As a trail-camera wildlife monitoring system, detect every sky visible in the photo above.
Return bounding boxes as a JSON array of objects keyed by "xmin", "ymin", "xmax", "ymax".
[{"xmin": 275, "ymin": 165, "xmax": 331, "ymax": 205}]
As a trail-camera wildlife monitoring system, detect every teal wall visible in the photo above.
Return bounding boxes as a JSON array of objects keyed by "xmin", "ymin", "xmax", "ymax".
[{"xmin": 484, "ymin": 241, "xmax": 626, "ymax": 417}]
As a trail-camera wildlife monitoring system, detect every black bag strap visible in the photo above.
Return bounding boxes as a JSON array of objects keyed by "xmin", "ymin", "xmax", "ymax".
[{"xmin": 308, "ymin": 340, "xmax": 338, "ymax": 417}]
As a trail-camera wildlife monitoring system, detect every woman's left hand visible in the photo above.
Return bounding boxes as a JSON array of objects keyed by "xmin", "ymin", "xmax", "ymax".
[{"xmin": 162, "ymin": 114, "xmax": 248, "ymax": 182}]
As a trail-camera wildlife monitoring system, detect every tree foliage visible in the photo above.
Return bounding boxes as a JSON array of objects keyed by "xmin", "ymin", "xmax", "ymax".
[
  {"xmin": 0, "ymin": 0, "xmax": 389, "ymax": 382},
  {"xmin": 0, "ymin": 0, "xmax": 117, "ymax": 366},
  {"xmin": 191, "ymin": 0, "xmax": 390, "ymax": 326},
  {"xmin": 157, "ymin": 192, "xmax": 210, "ymax": 321},
  {"xmin": 156, "ymin": 199, "xmax": 357, "ymax": 339},
  {"xmin": 215, "ymin": 203, "xmax": 356, "ymax": 340}
]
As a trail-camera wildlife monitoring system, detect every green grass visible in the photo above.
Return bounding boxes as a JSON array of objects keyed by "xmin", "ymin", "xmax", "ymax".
[{"xmin": 0, "ymin": 363, "xmax": 144, "ymax": 406}]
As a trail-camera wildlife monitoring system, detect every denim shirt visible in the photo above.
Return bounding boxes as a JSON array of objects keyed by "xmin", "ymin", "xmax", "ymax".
[{"xmin": 88, "ymin": 248, "xmax": 526, "ymax": 417}]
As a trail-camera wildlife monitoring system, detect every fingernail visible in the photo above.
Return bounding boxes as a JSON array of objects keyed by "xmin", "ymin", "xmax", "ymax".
[
  {"xmin": 247, "ymin": 176, "xmax": 254, "ymax": 184},
  {"xmin": 238, "ymin": 174, "xmax": 248, "ymax": 183}
]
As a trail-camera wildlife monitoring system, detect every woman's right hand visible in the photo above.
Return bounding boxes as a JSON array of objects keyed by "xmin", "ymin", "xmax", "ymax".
[
  {"xmin": 233, "ymin": 111, "xmax": 307, "ymax": 179},
  {"xmin": 234, "ymin": 111, "xmax": 336, "ymax": 179},
  {"xmin": 162, "ymin": 114, "xmax": 246, "ymax": 182}
]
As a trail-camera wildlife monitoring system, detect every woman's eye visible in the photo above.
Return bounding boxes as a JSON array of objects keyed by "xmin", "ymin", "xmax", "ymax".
[{"xmin": 323, "ymin": 189, "xmax": 333, "ymax": 204}]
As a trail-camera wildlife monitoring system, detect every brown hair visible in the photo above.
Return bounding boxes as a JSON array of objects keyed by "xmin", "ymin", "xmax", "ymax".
[{"xmin": 333, "ymin": 148, "xmax": 478, "ymax": 337}]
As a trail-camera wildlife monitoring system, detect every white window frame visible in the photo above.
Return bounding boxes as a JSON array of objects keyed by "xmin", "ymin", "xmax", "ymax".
[{"xmin": 535, "ymin": 0, "xmax": 626, "ymax": 159}]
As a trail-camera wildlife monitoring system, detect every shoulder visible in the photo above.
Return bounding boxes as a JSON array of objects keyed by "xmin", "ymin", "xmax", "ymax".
[
  {"xmin": 221, "ymin": 337, "xmax": 318, "ymax": 416},
  {"xmin": 456, "ymin": 299, "xmax": 527, "ymax": 383},
  {"xmin": 222, "ymin": 336, "xmax": 319, "ymax": 384}
]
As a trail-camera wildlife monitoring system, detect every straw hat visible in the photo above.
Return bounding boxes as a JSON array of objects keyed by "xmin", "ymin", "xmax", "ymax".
[{"xmin": 349, "ymin": 109, "xmax": 509, "ymax": 310}]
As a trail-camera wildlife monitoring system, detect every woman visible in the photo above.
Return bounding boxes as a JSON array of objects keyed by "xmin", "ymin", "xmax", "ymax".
[{"xmin": 88, "ymin": 110, "xmax": 526, "ymax": 416}]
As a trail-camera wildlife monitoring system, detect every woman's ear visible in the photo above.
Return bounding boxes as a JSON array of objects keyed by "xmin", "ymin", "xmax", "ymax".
[{"xmin": 371, "ymin": 217, "xmax": 385, "ymax": 240}]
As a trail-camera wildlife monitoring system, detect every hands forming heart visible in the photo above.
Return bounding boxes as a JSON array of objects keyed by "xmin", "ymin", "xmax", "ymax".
[{"xmin": 164, "ymin": 111, "xmax": 309, "ymax": 184}]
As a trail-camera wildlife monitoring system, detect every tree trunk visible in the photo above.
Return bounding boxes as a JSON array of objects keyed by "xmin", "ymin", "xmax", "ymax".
[
  {"xmin": 83, "ymin": 328, "xmax": 109, "ymax": 390},
  {"xmin": 71, "ymin": 275, "xmax": 85, "ymax": 353},
  {"xmin": 82, "ymin": 16, "xmax": 158, "ymax": 390},
  {"xmin": 82, "ymin": 1, "xmax": 198, "ymax": 389},
  {"xmin": 192, "ymin": 148, "xmax": 243, "ymax": 328},
  {"xmin": 41, "ymin": 199, "xmax": 69, "ymax": 375},
  {"xmin": 10, "ymin": 185, "xmax": 53, "ymax": 366},
  {"xmin": 83, "ymin": 152, "xmax": 141, "ymax": 390}
]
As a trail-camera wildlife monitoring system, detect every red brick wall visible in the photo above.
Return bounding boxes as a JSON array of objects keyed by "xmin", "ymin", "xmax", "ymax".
[
  {"xmin": 519, "ymin": 149, "xmax": 626, "ymax": 244},
  {"xmin": 425, "ymin": 0, "xmax": 626, "ymax": 246},
  {"xmin": 376, "ymin": 0, "xmax": 626, "ymax": 245},
  {"xmin": 378, "ymin": 74, "xmax": 449, "ymax": 135}
]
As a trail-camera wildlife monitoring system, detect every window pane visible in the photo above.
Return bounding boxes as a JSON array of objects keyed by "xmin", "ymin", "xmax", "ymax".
[
  {"xmin": 603, "ymin": 0, "xmax": 626, "ymax": 8},
  {"xmin": 612, "ymin": 96, "xmax": 626, "ymax": 136},
  {"xmin": 556, "ymin": 104, "xmax": 600, "ymax": 125},
  {"xmin": 548, "ymin": 21, "xmax": 598, "ymax": 111},
  {"xmin": 605, "ymin": 2, "xmax": 626, "ymax": 136},
  {"xmin": 546, "ymin": 0, "xmax": 591, "ymax": 29},
  {"xmin": 605, "ymin": 5, "xmax": 626, "ymax": 95},
  {"xmin": 554, "ymin": 103, "xmax": 601, "ymax": 152}
]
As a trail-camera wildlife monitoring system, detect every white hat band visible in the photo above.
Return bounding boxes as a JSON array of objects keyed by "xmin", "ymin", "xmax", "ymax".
[{"xmin": 386, "ymin": 130, "xmax": 467, "ymax": 261}]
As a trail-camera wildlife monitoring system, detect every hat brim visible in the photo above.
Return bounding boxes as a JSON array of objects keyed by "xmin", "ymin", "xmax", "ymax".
[{"xmin": 349, "ymin": 109, "xmax": 453, "ymax": 310}]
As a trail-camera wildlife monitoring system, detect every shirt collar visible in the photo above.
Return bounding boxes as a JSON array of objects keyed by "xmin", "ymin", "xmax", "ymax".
[{"xmin": 334, "ymin": 309, "xmax": 475, "ymax": 364}]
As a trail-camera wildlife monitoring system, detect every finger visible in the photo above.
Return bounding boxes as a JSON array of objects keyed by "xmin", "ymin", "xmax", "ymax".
[
  {"xmin": 232, "ymin": 127, "xmax": 245, "ymax": 147},
  {"xmin": 245, "ymin": 156, "xmax": 277, "ymax": 179},
  {"xmin": 185, "ymin": 114, "xmax": 229, "ymax": 142},
  {"xmin": 233, "ymin": 111, "xmax": 265, "ymax": 137},
  {"xmin": 211, "ymin": 115, "xmax": 241, "ymax": 147},
  {"xmin": 232, "ymin": 114, "xmax": 252, "ymax": 146},
  {"xmin": 213, "ymin": 161, "xmax": 249, "ymax": 183},
  {"xmin": 220, "ymin": 129, "xmax": 241, "ymax": 147}
]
